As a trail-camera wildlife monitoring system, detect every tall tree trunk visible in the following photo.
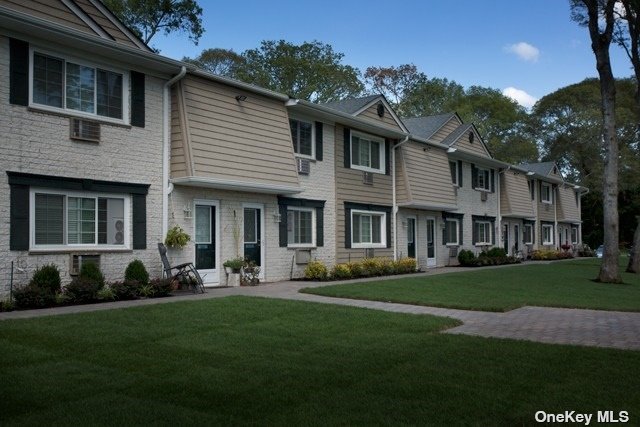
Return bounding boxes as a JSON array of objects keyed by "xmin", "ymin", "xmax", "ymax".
[
  {"xmin": 628, "ymin": 216, "xmax": 640, "ymax": 272},
  {"xmin": 583, "ymin": 0, "xmax": 621, "ymax": 283}
]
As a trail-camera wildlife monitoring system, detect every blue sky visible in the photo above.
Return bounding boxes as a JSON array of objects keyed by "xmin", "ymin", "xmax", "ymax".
[{"xmin": 152, "ymin": 0, "xmax": 633, "ymax": 108}]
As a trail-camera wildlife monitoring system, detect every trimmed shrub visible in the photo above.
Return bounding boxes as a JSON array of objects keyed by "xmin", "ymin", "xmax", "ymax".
[
  {"xmin": 486, "ymin": 247, "xmax": 507, "ymax": 258},
  {"xmin": 110, "ymin": 280, "xmax": 141, "ymax": 300},
  {"xmin": 0, "ymin": 299, "xmax": 15, "ymax": 312},
  {"xmin": 361, "ymin": 258, "xmax": 383, "ymax": 276},
  {"xmin": 346, "ymin": 262, "xmax": 363, "ymax": 278},
  {"xmin": 14, "ymin": 285, "xmax": 56, "ymax": 309},
  {"xmin": 331, "ymin": 263, "xmax": 352, "ymax": 280},
  {"xmin": 65, "ymin": 277, "xmax": 104, "ymax": 303},
  {"xmin": 394, "ymin": 257, "xmax": 417, "ymax": 274},
  {"xmin": 30, "ymin": 264, "xmax": 62, "ymax": 294},
  {"xmin": 304, "ymin": 260, "xmax": 329, "ymax": 280},
  {"xmin": 124, "ymin": 259, "xmax": 149, "ymax": 285},
  {"xmin": 79, "ymin": 262, "xmax": 105, "ymax": 288},
  {"xmin": 97, "ymin": 286, "xmax": 116, "ymax": 301},
  {"xmin": 149, "ymin": 278, "xmax": 174, "ymax": 297},
  {"xmin": 458, "ymin": 250, "xmax": 476, "ymax": 266}
]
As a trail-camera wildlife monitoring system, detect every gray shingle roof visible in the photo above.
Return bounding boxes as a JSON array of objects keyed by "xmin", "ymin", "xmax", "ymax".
[
  {"xmin": 440, "ymin": 123, "xmax": 474, "ymax": 147},
  {"xmin": 402, "ymin": 113, "xmax": 456, "ymax": 139},
  {"xmin": 322, "ymin": 95, "xmax": 381, "ymax": 114},
  {"xmin": 519, "ymin": 162, "xmax": 556, "ymax": 176}
]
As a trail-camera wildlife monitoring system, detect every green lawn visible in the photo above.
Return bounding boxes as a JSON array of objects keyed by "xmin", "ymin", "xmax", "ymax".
[
  {"xmin": 1, "ymin": 297, "xmax": 638, "ymax": 425},
  {"xmin": 302, "ymin": 258, "xmax": 640, "ymax": 312}
]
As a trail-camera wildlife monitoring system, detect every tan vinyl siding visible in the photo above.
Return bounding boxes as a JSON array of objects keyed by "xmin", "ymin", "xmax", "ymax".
[
  {"xmin": 178, "ymin": 75, "xmax": 299, "ymax": 187},
  {"xmin": 170, "ymin": 88, "xmax": 187, "ymax": 178},
  {"xmin": 73, "ymin": 0, "xmax": 140, "ymax": 48},
  {"xmin": 0, "ymin": 0, "xmax": 95, "ymax": 34},
  {"xmin": 395, "ymin": 148, "xmax": 410, "ymax": 204},
  {"xmin": 500, "ymin": 171, "xmax": 534, "ymax": 218},
  {"xmin": 454, "ymin": 128, "xmax": 491, "ymax": 158},
  {"xmin": 401, "ymin": 141, "xmax": 456, "ymax": 208},
  {"xmin": 537, "ymin": 180, "xmax": 556, "ymax": 222},
  {"xmin": 357, "ymin": 103, "xmax": 405, "ymax": 131},
  {"xmin": 430, "ymin": 116, "xmax": 461, "ymax": 143},
  {"xmin": 557, "ymin": 186, "xmax": 580, "ymax": 222},
  {"xmin": 335, "ymin": 124, "xmax": 393, "ymax": 263}
]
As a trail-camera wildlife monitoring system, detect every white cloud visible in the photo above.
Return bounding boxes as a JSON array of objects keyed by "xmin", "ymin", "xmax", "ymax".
[
  {"xmin": 505, "ymin": 42, "xmax": 540, "ymax": 62},
  {"xmin": 503, "ymin": 87, "xmax": 538, "ymax": 109}
]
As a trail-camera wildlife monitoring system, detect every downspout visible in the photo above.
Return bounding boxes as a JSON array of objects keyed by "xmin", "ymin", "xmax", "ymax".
[
  {"xmin": 392, "ymin": 136, "xmax": 410, "ymax": 261},
  {"xmin": 497, "ymin": 166, "xmax": 508, "ymax": 251},
  {"xmin": 162, "ymin": 66, "xmax": 187, "ymax": 240},
  {"xmin": 554, "ymin": 185, "xmax": 559, "ymax": 249}
]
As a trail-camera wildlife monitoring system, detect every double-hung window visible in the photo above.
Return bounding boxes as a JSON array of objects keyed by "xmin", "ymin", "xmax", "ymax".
[
  {"xmin": 290, "ymin": 118, "xmax": 314, "ymax": 157},
  {"xmin": 476, "ymin": 168, "xmax": 490, "ymax": 191},
  {"xmin": 31, "ymin": 50, "xmax": 127, "ymax": 122},
  {"xmin": 524, "ymin": 224, "xmax": 533, "ymax": 244},
  {"xmin": 444, "ymin": 219, "xmax": 459, "ymax": 246},
  {"xmin": 31, "ymin": 189, "xmax": 129, "ymax": 249},
  {"xmin": 541, "ymin": 183, "xmax": 552, "ymax": 204},
  {"xmin": 287, "ymin": 207, "xmax": 315, "ymax": 247},
  {"xmin": 351, "ymin": 210, "xmax": 386, "ymax": 248},
  {"xmin": 351, "ymin": 132, "xmax": 384, "ymax": 174},
  {"xmin": 475, "ymin": 221, "xmax": 492, "ymax": 245},
  {"xmin": 542, "ymin": 224, "xmax": 554, "ymax": 245},
  {"xmin": 449, "ymin": 161, "xmax": 459, "ymax": 186}
]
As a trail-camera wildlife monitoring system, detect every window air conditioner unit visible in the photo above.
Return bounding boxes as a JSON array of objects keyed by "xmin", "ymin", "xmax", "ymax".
[
  {"xmin": 70, "ymin": 118, "xmax": 100, "ymax": 142},
  {"xmin": 69, "ymin": 254, "xmax": 101, "ymax": 276},
  {"xmin": 363, "ymin": 171, "xmax": 373, "ymax": 185},
  {"xmin": 297, "ymin": 158, "xmax": 310, "ymax": 175},
  {"xmin": 480, "ymin": 191, "xmax": 488, "ymax": 201},
  {"xmin": 295, "ymin": 249, "xmax": 312, "ymax": 265},
  {"xmin": 449, "ymin": 247, "xmax": 459, "ymax": 258}
]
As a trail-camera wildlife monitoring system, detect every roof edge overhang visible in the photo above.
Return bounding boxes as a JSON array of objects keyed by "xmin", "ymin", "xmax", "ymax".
[
  {"xmin": 171, "ymin": 176, "xmax": 301, "ymax": 195},
  {"xmin": 398, "ymin": 201, "xmax": 459, "ymax": 212},
  {"xmin": 501, "ymin": 213, "xmax": 537, "ymax": 220}
]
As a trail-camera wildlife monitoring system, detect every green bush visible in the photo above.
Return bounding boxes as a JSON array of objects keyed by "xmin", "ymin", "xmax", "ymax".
[
  {"xmin": 361, "ymin": 258, "xmax": 384, "ymax": 276},
  {"xmin": 394, "ymin": 257, "xmax": 417, "ymax": 274},
  {"xmin": 30, "ymin": 264, "xmax": 61, "ymax": 294},
  {"xmin": 124, "ymin": 259, "xmax": 149, "ymax": 285},
  {"xmin": 110, "ymin": 280, "xmax": 141, "ymax": 300},
  {"xmin": 65, "ymin": 277, "xmax": 104, "ymax": 303},
  {"xmin": 138, "ymin": 284, "xmax": 154, "ymax": 298},
  {"xmin": 0, "ymin": 299, "xmax": 15, "ymax": 312},
  {"xmin": 304, "ymin": 260, "xmax": 329, "ymax": 280},
  {"xmin": 486, "ymin": 247, "xmax": 507, "ymax": 258},
  {"xmin": 331, "ymin": 263, "xmax": 352, "ymax": 280},
  {"xmin": 458, "ymin": 250, "xmax": 476, "ymax": 266},
  {"xmin": 165, "ymin": 225, "xmax": 191, "ymax": 249},
  {"xmin": 14, "ymin": 285, "xmax": 56, "ymax": 309},
  {"xmin": 346, "ymin": 262, "xmax": 363, "ymax": 278},
  {"xmin": 97, "ymin": 286, "xmax": 116, "ymax": 301},
  {"xmin": 149, "ymin": 278, "xmax": 174, "ymax": 297},
  {"xmin": 223, "ymin": 257, "xmax": 244, "ymax": 272},
  {"xmin": 79, "ymin": 262, "xmax": 105, "ymax": 288}
]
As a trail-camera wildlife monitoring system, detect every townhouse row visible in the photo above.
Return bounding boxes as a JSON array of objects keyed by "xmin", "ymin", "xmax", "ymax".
[{"xmin": 0, "ymin": 0, "xmax": 586, "ymax": 292}]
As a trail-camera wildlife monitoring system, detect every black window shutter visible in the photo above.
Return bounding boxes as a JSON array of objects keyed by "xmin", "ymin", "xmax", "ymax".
[
  {"xmin": 10, "ymin": 38, "xmax": 29, "ymax": 106},
  {"xmin": 471, "ymin": 164, "xmax": 478, "ymax": 189},
  {"xmin": 442, "ymin": 221, "xmax": 448, "ymax": 244},
  {"xmin": 539, "ymin": 181, "xmax": 542, "ymax": 202},
  {"xmin": 130, "ymin": 71, "xmax": 145, "ymax": 128},
  {"xmin": 279, "ymin": 204, "xmax": 288, "ymax": 247},
  {"xmin": 316, "ymin": 207, "xmax": 324, "ymax": 247},
  {"xmin": 10, "ymin": 184, "xmax": 29, "ymax": 250},
  {"xmin": 492, "ymin": 222, "xmax": 496, "ymax": 245},
  {"xmin": 490, "ymin": 169, "xmax": 495, "ymax": 193},
  {"xmin": 457, "ymin": 160, "xmax": 463, "ymax": 187},
  {"xmin": 385, "ymin": 139, "xmax": 391, "ymax": 175},
  {"xmin": 532, "ymin": 225, "xmax": 536, "ymax": 245},
  {"xmin": 315, "ymin": 121, "xmax": 323, "ymax": 161},
  {"xmin": 472, "ymin": 221, "xmax": 478, "ymax": 245},
  {"xmin": 459, "ymin": 220, "xmax": 463, "ymax": 245},
  {"xmin": 131, "ymin": 194, "xmax": 147, "ymax": 249},
  {"xmin": 343, "ymin": 128, "xmax": 351, "ymax": 168},
  {"xmin": 345, "ymin": 206, "xmax": 352, "ymax": 248},
  {"xmin": 386, "ymin": 211, "xmax": 391, "ymax": 248}
]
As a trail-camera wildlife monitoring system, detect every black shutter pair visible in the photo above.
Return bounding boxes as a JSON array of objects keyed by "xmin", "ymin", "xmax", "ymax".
[
  {"xmin": 10, "ymin": 38, "xmax": 145, "ymax": 127},
  {"xmin": 278, "ymin": 198, "xmax": 324, "ymax": 247}
]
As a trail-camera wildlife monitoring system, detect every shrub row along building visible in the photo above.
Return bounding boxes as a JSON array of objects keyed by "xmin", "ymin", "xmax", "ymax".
[{"xmin": 0, "ymin": 0, "xmax": 586, "ymax": 291}]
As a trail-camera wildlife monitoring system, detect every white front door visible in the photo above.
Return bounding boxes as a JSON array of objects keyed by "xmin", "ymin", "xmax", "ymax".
[
  {"xmin": 243, "ymin": 203, "xmax": 265, "ymax": 279},
  {"xmin": 194, "ymin": 200, "xmax": 220, "ymax": 284},
  {"xmin": 426, "ymin": 217, "xmax": 436, "ymax": 267}
]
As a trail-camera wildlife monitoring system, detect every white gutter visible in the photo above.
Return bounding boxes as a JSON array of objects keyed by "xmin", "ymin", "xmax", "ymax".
[
  {"xmin": 392, "ymin": 136, "xmax": 411, "ymax": 261},
  {"xmin": 162, "ymin": 66, "xmax": 187, "ymax": 240},
  {"xmin": 497, "ymin": 166, "xmax": 509, "ymax": 251}
]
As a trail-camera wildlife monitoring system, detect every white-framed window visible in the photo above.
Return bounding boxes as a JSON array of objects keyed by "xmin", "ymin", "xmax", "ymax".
[
  {"xmin": 475, "ymin": 221, "xmax": 492, "ymax": 245},
  {"xmin": 30, "ymin": 188, "xmax": 130, "ymax": 250},
  {"xmin": 351, "ymin": 131, "xmax": 385, "ymax": 174},
  {"xmin": 444, "ymin": 218, "xmax": 459, "ymax": 246},
  {"xmin": 351, "ymin": 210, "xmax": 386, "ymax": 248},
  {"xmin": 476, "ymin": 168, "xmax": 491, "ymax": 191},
  {"xmin": 524, "ymin": 224, "xmax": 533, "ymax": 244},
  {"xmin": 542, "ymin": 224, "xmax": 554, "ymax": 245},
  {"xmin": 287, "ymin": 207, "xmax": 316, "ymax": 247},
  {"xmin": 541, "ymin": 183, "xmax": 552, "ymax": 204},
  {"xmin": 29, "ymin": 48, "xmax": 129, "ymax": 124},
  {"xmin": 289, "ymin": 118, "xmax": 314, "ymax": 158},
  {"xmin": 449, "ymin": 161, "xmax": 459, "ymax": 186},
  {"xmin": 571, "ymin": 227, "xmax": 578, "ymax": 244}
]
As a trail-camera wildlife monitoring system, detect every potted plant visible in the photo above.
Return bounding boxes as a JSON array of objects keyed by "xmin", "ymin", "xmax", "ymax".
[
  {"xmin": 223, "ymin": 257, "xmax": 244, "ymax": 287},
  {"xmin": 165, "ymin": 225, "xmax": 191, "ymax": 249}
]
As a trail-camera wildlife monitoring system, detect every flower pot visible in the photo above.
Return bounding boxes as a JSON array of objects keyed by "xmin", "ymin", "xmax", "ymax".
[{"xmin": 227, "ymin": 272, "xmax": 240, "ymax": 287}]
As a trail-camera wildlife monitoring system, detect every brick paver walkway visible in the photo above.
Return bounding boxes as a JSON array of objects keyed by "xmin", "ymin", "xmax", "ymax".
[{"xmin": 2, "ymin": 264, "xmax": 639, "ymax": 351}]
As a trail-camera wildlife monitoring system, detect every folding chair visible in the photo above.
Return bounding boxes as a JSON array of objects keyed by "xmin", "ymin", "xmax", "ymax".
[{"xmin": 158, "ymin": 243, "xmax": 205, "ymax": 293}]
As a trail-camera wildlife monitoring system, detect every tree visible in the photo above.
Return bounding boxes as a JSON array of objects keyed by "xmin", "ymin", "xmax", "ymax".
[
  {"xmin": 614, "ymin": 0, "xmax": 640, "ymax": 273},
  {"xmin": 402, "ymin": 77, "xmax": 465, "ymax": 117},
  {"xmin": 571, "ymin": 0, "xmax": 621, "ymax": 283},
  {"xmin": 183, "ymin": 48, "xmax": 244, "ymax": 77},
  {"xmin": 363, "ymin": 64, "xmax": 427, "ymax": 113},
  {"xmin": 233, "ymin": 40, "xmax": 363, "ymax": 103},
  {"xmin": 104, "ymin": 0, "xmax": 204, "ymax": 48}
]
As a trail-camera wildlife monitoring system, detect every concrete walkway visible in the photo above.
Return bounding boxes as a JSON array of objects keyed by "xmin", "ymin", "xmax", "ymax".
[{"xmin": 2, "ymin": 264, "xmax": 639, "ymax": 351}]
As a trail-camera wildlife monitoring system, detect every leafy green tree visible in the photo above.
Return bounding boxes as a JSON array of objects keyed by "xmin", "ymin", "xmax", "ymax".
[
  {"xmin": 402, "ymin": 77, "xmax": 465, "ymax": 117},
  {"xmin": 183, "ymin": 48, "xmax": 244, "ymax": 77},
  {"xmin": 363, "ymin": 64, "xmax": 427, "ymax": 113},
  {"xmin": 232, "ymin": 40, "xmax": 363, "ymax": 103},
  {"xmin": 104, "ymin": 0, "xmax": 204, "ymax": 48}
]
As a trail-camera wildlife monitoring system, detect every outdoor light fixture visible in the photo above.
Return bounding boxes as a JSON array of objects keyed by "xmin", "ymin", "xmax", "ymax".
[
  {"xmin": 235, "ymin": 95, "xmax": 247, "ymax": 102},
  {"xmin": 273, "ymin": 213, "xmax": 281, "ymax": 223},
  {"xmin": 526, "ymin": 171, "xmax": 535, "ymax": 176},
  {"xmin": 183, "ymin": 204, "xmax": 192, "ymax": 219},
  {"xmin": 446, "ymin": 147, "xmax": 457, "ymax": 153}
]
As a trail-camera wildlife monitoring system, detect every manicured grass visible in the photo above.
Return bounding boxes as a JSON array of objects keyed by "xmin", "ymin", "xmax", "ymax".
[
  {"xmin": 302, "ymin": 258, "xmax": 640, "ymax": 312},
  {"xmin": 1, "ymin": 297, "xmax": 638, "ymax": 425}
]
